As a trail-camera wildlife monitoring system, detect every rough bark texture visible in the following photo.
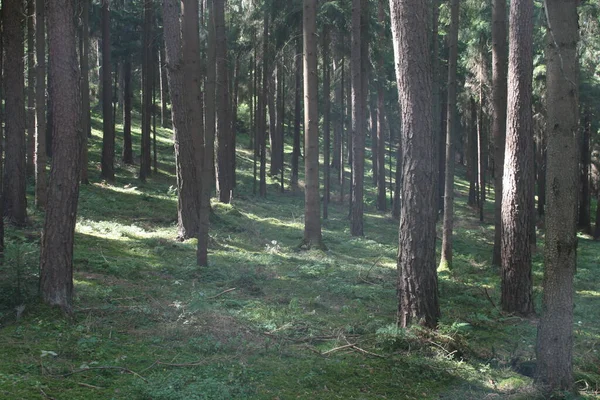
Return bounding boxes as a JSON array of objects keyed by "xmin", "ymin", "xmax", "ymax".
[
  {"xmin": 140, "ymin": 0, "xmax": 154, "ymax": 180},
  {"xmin": 350, "ymin": 0, "xmax": 364, "ymax": 236},
  {"xmin": 215, "ymin": 0, "xmax": 233, "ymax": 203},
  {"xmin": 40, "ymin": 0, "xmax": 82, "ymax": 313},
  {"xmin": 0, "ymin": 5, "xmax": 4, "ymax": 254},
  {"xmin": 431, "ymin": 0, "xmax": 441, "ymax": 215},
  {"xmin": 302, "ymin": 0, "xmax": 323, "ymax": 248},
  {"xmin": 100, "ymin": 0, "xmax": 115, "ymax": 181},
  {"xmin": 162, "ymin": 0, "xmax": 203, "ymax": 240},
  {"xmin": 440, "ymin": 0, "xmax": 459, "ymax": 270},
  {"xmin": 500, "ymin": 0, "xmax": 535, "ymax": 315},
  {"xmin": 159, "ymin": 45, "xmax": 169, "ymax": 128},
  {"xmin": 535, "ymin": 0, "xmax": 579, "ymax": 392},
  {"xmin": 3, "ymin": 0, "xmax": 28, "ymax": 226},
  {"xmin": 492, "ymin": 0, "xmax": 508, "ymax": 267},
  {"xmin": 389, "ymin": 0, "xmax": 440, "ymax": 328},
  {"xmin": 35, "ymin": 0, "xmax": 48, "ymax": 206}
]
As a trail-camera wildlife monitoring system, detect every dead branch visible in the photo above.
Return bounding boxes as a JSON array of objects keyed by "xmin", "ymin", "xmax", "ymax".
[
  {"xmin": 61, "ymin": 366, "xmax": 148, "ymax": 383},
  {"xmin": 322, "ymin": 343, "xmax": 356, "ymax": 355},
  {"xmin": 208, "ymin": 288, "xmax": 236, "ymax": 299}
]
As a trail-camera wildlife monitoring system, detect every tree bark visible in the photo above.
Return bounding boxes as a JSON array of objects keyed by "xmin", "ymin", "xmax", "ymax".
[
  {"xmin": 390, "ymin": 0, "xmax": 440, "ymax": 328},
  {"xmin": 291, "ymin": 36, "xmax": 302, "ymax": 191},
  {"xmin": 440, "ymin": 0, "xmax": 459, "ymax": 270},
  {"xmin": 376, "ymin": 0, "xmax": 387, "ymax": 211},
  {"xmin": 535, "ymin": 0, "xmax": 579, "ymax": 392},
  {"xmin": 159, "ymin": 44, "xmax": 169, "ymax": 128},
  {"xmin": 259, "ymin": 11, "xmax": 268, "ymax": 197},
  {"xmin": 577, "ymin": 110, "xmax": 591, "ymax": 233},
  {"xmin": 350, "ymin": 0, "xmax": 365, "ymax": 236},
  {"xmin": 79, "ymin": 0, "xmax": 90, "ymax": 184},
  {"xmin": 492, "ymin": 0, "xmax": 508, "ymax": 267},
  {"xmin": 322, "ymin": 25, "xmax": 331, "ymax": 219},
  {"xmin": 500, "ymin": 0, "xmax": 535, "ymax": 315},
  {"xmin": 3, "ymin": 0, "xmax": 28, "ymax": 226},
  {"xmin": 100, "ymin": 0, "xmax": 115, "ymax": 181},
  {"xmin": 35, "ymin": 0, "xmax": 48, "ymax": 205},
  {"xmin": 40, "ymin": 0, "xmax": 82, "ymax": 313},
  {"xmin": 467, "ymin": 98, "xmax": 478, "ymax": 206},
  {"xmin": 163, "ymin": 0, "xmax": 203, "ymax": 240},
  {"xmin": 215, "ymin": 0, "xmax": 233, "ymax": 203},
  {"xmin": 302, "ymin": 0, "xmax": 323, "ymax": 248},
  {"xmin": 140, "ymin": 0, "xmax": 154, "ymax": 180},
  {"xmin": 122, "ymin": 55, "xmax": 133, "ymax": 164},
  {"xmin": 26, "ymin": 0, "xmax": 35, "ymax": 177}
]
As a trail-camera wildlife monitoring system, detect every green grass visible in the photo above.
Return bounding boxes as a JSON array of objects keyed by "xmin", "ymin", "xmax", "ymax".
[{"xmin": 0, "ymin": 113, "xmax": 599, "ymax": 399}]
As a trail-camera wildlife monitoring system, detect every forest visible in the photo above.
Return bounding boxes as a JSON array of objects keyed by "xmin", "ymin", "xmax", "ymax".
[{"xmin": 0, "ymin": 0, "xmax": 599, "ymax": 398}]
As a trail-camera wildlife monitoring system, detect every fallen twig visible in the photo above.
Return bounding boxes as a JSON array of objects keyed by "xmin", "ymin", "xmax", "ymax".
[
  {"xmin": 322, "ymin": 343, "xmax": 356, "ymax": 355},
  {"xmin": 61, "ymin": 366, "xmax": 148, "ymax": 383},
  {"xmin": 40, "ymin": 388, "xmax": 57, "ymax": 400},
  {"xmin": 77, "ymin": 382, "xmax": 105, "ymax": 390},
  {"xmin": 208, "ymin": 288, "xmax": 236, "ymax": 299},
  {"xmin": 481, "ymin": 287, "xmax": 497, "ymax": 309},
  {"xmin": 350, "ymin": 345, "xmax": 385, "ymax": 358}
]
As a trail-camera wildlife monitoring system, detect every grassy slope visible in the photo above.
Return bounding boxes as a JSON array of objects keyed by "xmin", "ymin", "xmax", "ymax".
[{"xmin": 0, "ymin": 115, "xmax": 598, "ymax": 400}]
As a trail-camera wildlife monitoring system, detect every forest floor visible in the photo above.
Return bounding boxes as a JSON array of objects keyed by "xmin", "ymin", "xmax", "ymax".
[{"xmin": 0, "ymin": 116, "xmax": 599, "ymax": 400}]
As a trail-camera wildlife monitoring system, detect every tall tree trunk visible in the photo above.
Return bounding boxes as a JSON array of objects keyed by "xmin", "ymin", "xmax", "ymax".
[
  {"xmin": 439, "ymin": 0, "xmax": 459, "ymax": 270},
  {"xmin": 390, "ymin": 0, "xmax": 440, "ymax": 328},
  {"xmin": 578, "ymin": 111, "xmax": 591, "ymax": 233},
  {"xmin": 467, "ymin": 98, "xmax": 477, "ymax": 206},
  {"xmin": 40, "ymin": 0, "xmax": 82, "ymax": 313},
  {"xmin": 163, "ymin": 0, "xmax": 203, "ymax": 240},
  {"xmin": 432, "ymin": 0, "xmax": 441, "ymax": 215},
  {"xmin": 350, "ymin": 0, "xmax": 365, "ymax": 236},
  {"xmin": 140, "ymin": 0, "xmax": 154, "ymax": 180},
  {"xmin": 3, "ymin": 0, "xmax": 28, "ymax": 226},
  {"xmin": 477, "ymin": 82, "xmax": 487, "ymax": 222},
  {"xmin": 26, "ymin": 0, "xmax": 35, "ymax": 177},
  {"xmin": 332, "ymin": 31, "xmax": 343, "ymax": 172},
  {"xmin": 376, "ymin": 0, "xmax": 387, "ymax": 211},
  {"xmin": 392, "ymin": 113, "xmax": 402, "ymax": 219},
  {"xmin": 536, "ymin": 0, "xmax": 579, "ymax": 392},
  {"xmin": 259, "ymin": 11, "xmax": 268, "ymax": 197},
  {"xmin": 0, "ymin": 6, "xmax": 4, "ymax": 255},
  {"xmin": 302, "ymin": 0, "xmax": 323, "ymax": 248},
  {"xmin": 338, "ymin": 55, "xmax": 345, "ymax": 202},
  {"xmin": 492, "ymin": 0, "xmax": 508, "ymax": 267},
  {"xmin": 215, "ymin": 0, "xmax": 232, "ymax": 203},
  {"xmin": 322, "ymin": 25, "xmax": 331, "ymax": 219},
  {"xmin": 100, "ymin": 0, "xmax": 115, "ymax": 181},
  {"xmin": 500, "ymin": 0, "xmax": 535, "ymax": 315},
  {"xmin": 35, "ymin": 0, "xmax": 48, "ymax": 205},
  {"xmin": 79, "ymin": 0, "xmax": 90, "ymax": 184},
  {"xmin": 159, "ymin": 44, "xmax": 169, "ymax": 128},
  {"xmin": 205, "ymin": 0, "xmax": 216, "ymax": 198},
  {"xmin": 122, "ymin": 55, "xmax": 133, "ymax": 164},
  {"xmin": 370, "ymin": 101, "xmax": 378, "ymax": 186},
  {"xmin": 291, "ymin": 36, "xmax": 302, "ymax": 191}
]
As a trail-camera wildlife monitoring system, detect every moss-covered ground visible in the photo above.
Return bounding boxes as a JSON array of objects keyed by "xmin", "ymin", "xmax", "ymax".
[{"xmin": 0, "ymin": 114, "xmax": 598, "ymax": 399}]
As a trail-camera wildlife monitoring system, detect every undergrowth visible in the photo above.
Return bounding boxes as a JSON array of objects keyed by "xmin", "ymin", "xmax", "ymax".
[{"xmin": 0, "ymin": 114, "xmax": 598, "ymax": 399}]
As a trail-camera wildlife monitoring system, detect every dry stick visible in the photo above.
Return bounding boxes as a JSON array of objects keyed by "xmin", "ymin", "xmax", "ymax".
[
  {"xmin": 77, "ymin": 382, "xmax": 105, "ymax": 390},
  {"xmin": 480, "ymin": 287, "xmax": 497, "ymax": 309},
  {"xmin": 208, "ymin": 288, "xmax": 236, "ymax": 299},
  {"xmin": 40, "ymin": 388, "xmax": 57, "ymax": 400},
  {"xmin": 350, "ymin": 345, "xmax": 385, "ymax": 358},
  {"xmin": 61, "ymin": 366, "xmax": 148, "ymax": 383},
  {"xmin": 321, "ymin": 343, "xmax": 356, "ymax": 355}
]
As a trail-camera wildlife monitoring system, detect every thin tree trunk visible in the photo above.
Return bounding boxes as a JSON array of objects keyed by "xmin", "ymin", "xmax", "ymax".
[
  {"xmin": 578, "ymin": 111, "xmax": 591, "ymax": 233},
  {"xmin": 432, "ymin": 0, "xmax": 441, "ymax": 215},
  {"xmin": 376, "ymin": 0, "xmax": 386, "ymax": 211},
  {"xmin": 79, "ymin": 0, "xmax": 90, "ymax": 184},
  {"xmin": 0, "ymin": 6, "xmax": 4, "ymax": 255},
  {"xmin": 215, "ymin": 0, "xmax": 232, "ymax": 203},
  {"xmin": 477, "ymin": 83, "xmax": 487, "ymax": 222},
  {"xmin": 500, "ymin": 0, "xmax": 535, "ymax": 315},
  {"xmin": 3, "ymin": 0, "xmax": 28, "ymax": 226},
  {"xmin": 536, "ymin": 0, "xmax": 579, "ymax": 391},
  {"xmin": 440, "ymin": 0, "xmax": 459, "ymax": 270},
  {"xmin": 259, "ymin": 11, "xmax": 268, "ymax": 197},
  {"xmin": 370, "ymin": 101, "xmax": 378, "ymax": 186},
  {"xmin": 322, "ymin": 25, "xmax": 331, "ymax": 219},
  {"xmin": 492, "ymin": 0, "xmax": 508, "ymax": 267},
  {"xmin": 122, "ymin": 55, "xmax": 133, "ymax": 164},
  {"xmin": 467, "ymin": 98, "xmax": 477, "ymax": 206},
  {"xmin": 100, "ymin": 0, "xmax": 115, "ymax": 181},
  {"xmin": 302, "ymin": 0, "xmax": 322, "ymax": 248},
  {"xmin": 350, "ymin": 0, "xmax": 365, "ymax": 236},
  {"xmin": 390, "ymin": 0, "xmax": 440, "ymax": 328},
  {"xmin": 291, "ymin": 36, "xmax": 301, "ymax": 191},
  {"xmin": 26, "ymin": 0, "xmax": 35, "ymax": 177},
  {"xmin": 140, "ymin": 0, "xmax": 153, "ymax": 180},
  {"xmin": 40, "ymin": 0, "xmax": 82, "ymax": 313},
  {"xmin": 35, "ymin": 0, "xmax": 48, "ymax": 205},
  {"xmin": 159, "ymin": 44, "xmax": 169, "ymax": 128}
]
